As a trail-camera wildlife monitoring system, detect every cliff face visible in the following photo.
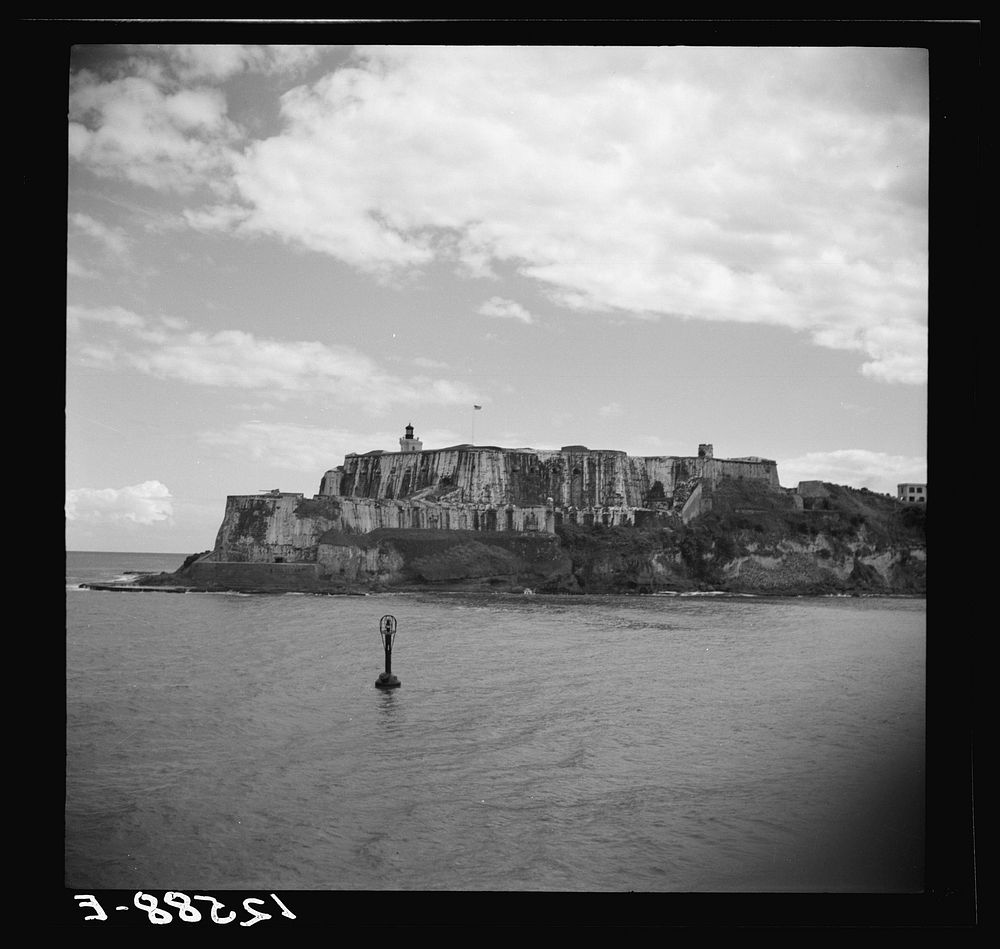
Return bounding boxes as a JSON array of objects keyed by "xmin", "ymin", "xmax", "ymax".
[
  {"xmin": 559, "ymin": 534, "xmax": 925, "ymax": 596},
  {"xmin": 324, "ymin": 446, "xmax": 779, "ymax": 509}
]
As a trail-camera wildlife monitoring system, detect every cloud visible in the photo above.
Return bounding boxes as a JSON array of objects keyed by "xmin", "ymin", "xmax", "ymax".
[
  {"xmin": 623, "ymin": 435, "xmax": 693, "ymax": 457},
  {"xmin": 70, "ymin": 46, "xmax": 929, "ymax": 384},
  {"xmin": 66, "ymin": 480, "xmax": 174, "ymax": 525},
  {"xmin": 68, "ymin": 212, "xmax": 136, "ymax": 279},
  {"xmin": 182, "ymin": 203, "xmax": 253, "ymax": 232},
  {"xmin": 132, "ymin": 44, "xmax": 322, "ymax": 82},
  {"xmin": 69, "ymin": 212, "xmax": 130, "ymax": 255},
  {"xmin": 69, "ymin": 71, "xmax": 241, "ymax": 193},
  {"xmin": 67, "ymin": 257, "xmax": 100, "ymax": 280},
  {"xmin": 777, "ymin": 448, "xmax": 926, "ymax": 494},
  {"xmin": 67, "ymin": 304, "xmax": 478, "ymax": 410},
  {"xmin": 410, "ymin": 355, "xmax": 451, "ymax": 369},
  {"xmin": 199, "ymin": 421, "xmax": 462, "ymax": 472},
  {"xmin": 67, "ymin": 303, "xmax": 149, "ymax": 332},
  {"xmin": 477, "ymin": 296, "xmax": 535, "ymax": 325},
  {"xmin": 598, "ymin": 401, "xmax": 624, "ymax": 418},
  {"xmin": 231, "ymin": 46, "xmax": 928, "ymax": 383},
  {"xmin": 200, "ymin": 422, "xmax": 367, "ymax": 473}
]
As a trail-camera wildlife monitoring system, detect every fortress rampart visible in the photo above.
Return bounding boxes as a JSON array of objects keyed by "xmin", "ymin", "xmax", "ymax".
[
  {"xmin": 209, "ymin": 432, "xmax": 781, "ymax": 563},
  {"xmin": 321, "ymin": 443, "xmax": 779, "ymax": 509}
]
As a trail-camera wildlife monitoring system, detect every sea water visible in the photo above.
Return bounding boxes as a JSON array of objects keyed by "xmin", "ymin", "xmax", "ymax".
[{"xmin": 65, "ymin": 551, "xmax": 925, "ymax": 893}]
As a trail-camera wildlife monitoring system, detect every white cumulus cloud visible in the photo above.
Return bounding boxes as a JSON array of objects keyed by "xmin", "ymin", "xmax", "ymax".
[
  {"xmin": 69, "ymin": 72, "xmax": 241, "ymax": 193},
  {"xmin": 477, "ymin": 296, "xmax": 535, "ymax": 325},
  {"xmin": 66, "ymin": 480, "xmax": 174, "ymax": 525},
  {"xmin": 69, "ymin": 45, "xmax": 929, "ymax": 384},
  {"xmin": 219, "ymin": 46, "xmax": 927, "ymax": 383},
  {"xmin": 67, "ymin": 304, "xmax": 478, "ymax": 410}
]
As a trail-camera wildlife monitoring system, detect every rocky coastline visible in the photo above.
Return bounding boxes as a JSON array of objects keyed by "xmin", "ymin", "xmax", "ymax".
[{"xmin": 124, "ymin": 480, "xmax": 926, "ymax": 598}]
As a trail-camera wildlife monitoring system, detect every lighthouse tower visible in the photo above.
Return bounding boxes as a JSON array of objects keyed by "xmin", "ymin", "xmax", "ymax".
[{"xmin": 399, "ymin": 423, "xmax": 423, "ymax": 453}]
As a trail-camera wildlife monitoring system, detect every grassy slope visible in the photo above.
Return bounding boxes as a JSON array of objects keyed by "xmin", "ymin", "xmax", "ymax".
[{"xmin": 556, "ymin": 480, "xmax": 926, "ymax": 594}]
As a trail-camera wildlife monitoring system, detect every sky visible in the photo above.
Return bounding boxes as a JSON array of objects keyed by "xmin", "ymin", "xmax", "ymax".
[{"xmin": 65, "ymin": 41, "xmax": 931, "ymax": 554}]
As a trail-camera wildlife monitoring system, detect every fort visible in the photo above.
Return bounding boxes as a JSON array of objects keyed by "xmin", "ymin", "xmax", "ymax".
[
  {"xmin": 130, "ymin": 424, "xmax": 925, "ymax": 596},
  {"xmin": 209, "ymin": 425, "xmax": 781, "ymax": 564}
]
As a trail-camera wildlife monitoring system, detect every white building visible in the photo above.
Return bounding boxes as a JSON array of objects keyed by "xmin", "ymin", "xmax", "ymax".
[{"xmin": 897, "ymin": 483, "xmax": 927, "ymax": 504}]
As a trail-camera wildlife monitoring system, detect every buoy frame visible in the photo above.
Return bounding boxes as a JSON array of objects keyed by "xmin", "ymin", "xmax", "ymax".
[{"xmin": 375, "ymin": 672, "xmax": 401, "ymax": 689}]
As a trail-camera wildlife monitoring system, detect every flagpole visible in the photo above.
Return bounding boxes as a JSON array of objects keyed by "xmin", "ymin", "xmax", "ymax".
[{"xmin": 471, "ymin": 404, "xmax": 481, "ymax": 445}]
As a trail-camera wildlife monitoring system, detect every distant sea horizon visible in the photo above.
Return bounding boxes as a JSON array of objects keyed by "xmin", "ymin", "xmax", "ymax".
[{"xmin": 67, "ymin": 549, "xmax": 193, "ymax": 556}]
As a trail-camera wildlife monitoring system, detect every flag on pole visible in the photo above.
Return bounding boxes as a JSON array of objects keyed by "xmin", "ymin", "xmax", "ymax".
[{"xmin": 473, "ymin": 405, "xmax": 482, "ymax": 410}]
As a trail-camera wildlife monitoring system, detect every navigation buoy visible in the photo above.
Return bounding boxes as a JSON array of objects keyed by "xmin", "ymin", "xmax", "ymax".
[{"xmin": 375, "ymin": 614, "xmax": 401, "ymax": 689}]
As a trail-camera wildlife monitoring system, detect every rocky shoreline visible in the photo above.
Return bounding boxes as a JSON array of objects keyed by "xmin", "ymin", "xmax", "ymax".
[
  {"xmin": 102, "ymin": 480, "xmax": 925, "ymax": 599},
  {"xmin": 83, "ymin": 580, "xmax": 924, "ymax": 598}
]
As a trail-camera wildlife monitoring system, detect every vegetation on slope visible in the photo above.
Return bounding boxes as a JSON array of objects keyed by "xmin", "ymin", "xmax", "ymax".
[
  {"xmin": 556, "ymin": 480, "xmax": 926, "ymax": 594},
  {"xmin": 357, "ymin": 528, "xmax": 573, "ymax": 589}
]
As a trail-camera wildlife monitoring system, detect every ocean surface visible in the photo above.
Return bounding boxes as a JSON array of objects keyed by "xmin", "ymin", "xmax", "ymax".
[{"xmin": 65, "ymin": 551, "xmax": 926, "ymax": 893}]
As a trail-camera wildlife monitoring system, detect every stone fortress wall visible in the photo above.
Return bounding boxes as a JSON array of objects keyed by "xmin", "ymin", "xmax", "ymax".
[
  {"xmin": 321, "ymin": 438, "xmax": 779, "ymax": 509},
  {"xmin": 209, "ymin": 428, "xmax": 782, "ymax": 563}
]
